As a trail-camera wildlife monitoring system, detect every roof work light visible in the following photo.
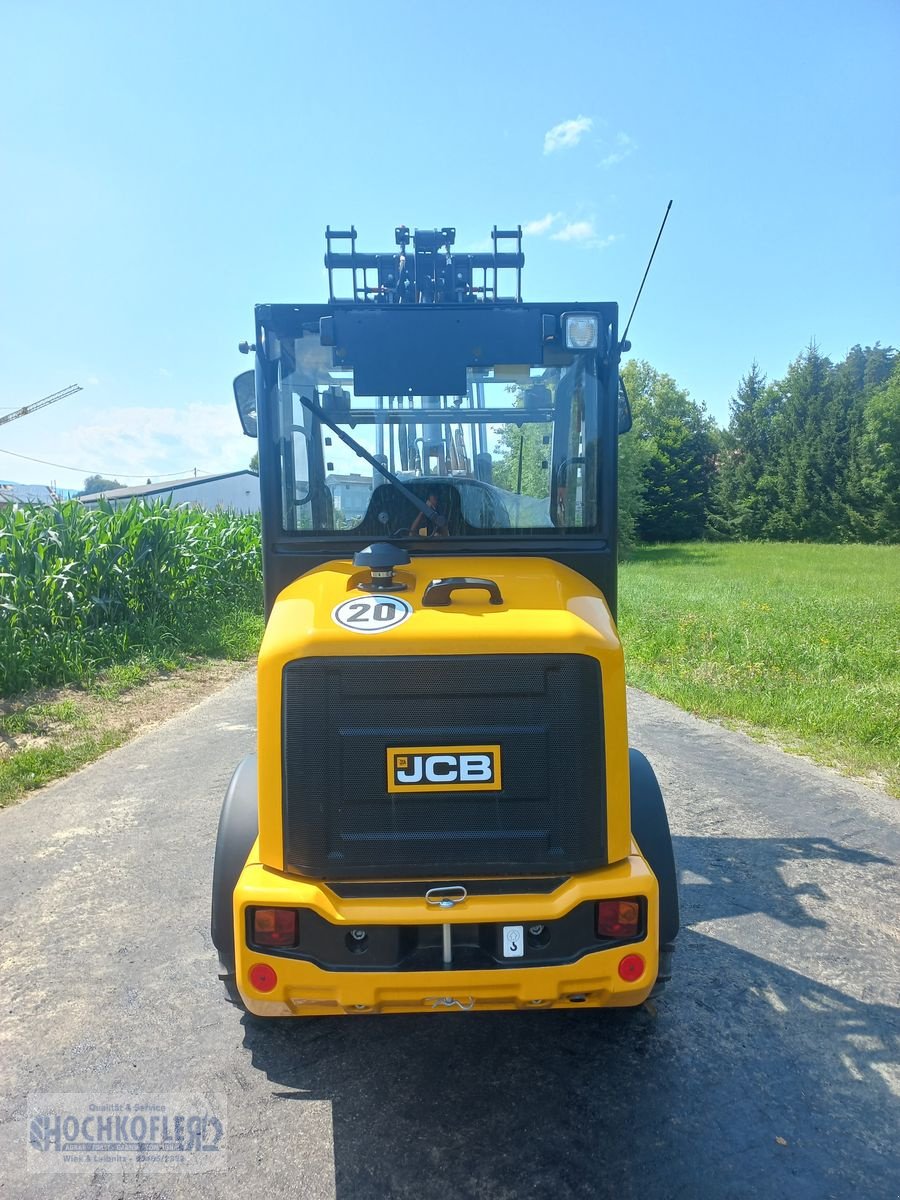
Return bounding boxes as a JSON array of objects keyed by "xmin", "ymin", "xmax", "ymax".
[{"xmin": 564, "ymin": 313, "xmax": 599, "ymax": 350}]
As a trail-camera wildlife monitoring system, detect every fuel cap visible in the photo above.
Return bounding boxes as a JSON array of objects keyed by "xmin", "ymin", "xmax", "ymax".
[{"xmin": 353, "ymin": 543, "xmax": 411, "ymax": 592}]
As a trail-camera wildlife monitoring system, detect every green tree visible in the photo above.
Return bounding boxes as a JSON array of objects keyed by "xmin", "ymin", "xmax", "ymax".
[
  {"xmin": 80, "ymin": 475, "xmax": 122, "ymax": 495},
  {"xmin": 492, "ymin": 421, "xmax": 551, "ymax": 499},
  {"xmin": 617, "ymin": 420, "xmax": 650, "ymax": 554},
  {"xmin": 622, "ymin": 360, "xmax": 717, "ymax": 542},
  {"xmin": 846, "ymin": 360, "xmax": 900, "ymax": 541},
  {"xmin": 716, "ymin": 343, "xmax": 897, "ymax": 544},
  {"xmin": 715, "ymin": 363, "xmax": 783, "ymax": 539},
  {"xmin": 249, "ymin": 451, "xmax": 259, "ymax": 473},
  {"xmin": 764, "ymin": 344, "xmax": 864, "ymax": 540},
  {"xmin": 841, "ymin": 346, "xmax": 898, "ymax": 541}
]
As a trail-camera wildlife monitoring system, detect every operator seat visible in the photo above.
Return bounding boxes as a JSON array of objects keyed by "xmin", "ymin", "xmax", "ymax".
[{"xmin": 354, "ymin": 481, "xmax": 471, "ymax": 537}]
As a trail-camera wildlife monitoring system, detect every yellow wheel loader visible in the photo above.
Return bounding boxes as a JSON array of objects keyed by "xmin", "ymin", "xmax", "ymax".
[{"xmin": 212, "ymin": 223, "xmax": 679, "ymax": 1017}]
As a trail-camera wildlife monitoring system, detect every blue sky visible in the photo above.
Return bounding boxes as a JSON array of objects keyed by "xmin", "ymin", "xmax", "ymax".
[{"xmin": 1, "ymin": 0, "xmax": 897, "ymax": 491}]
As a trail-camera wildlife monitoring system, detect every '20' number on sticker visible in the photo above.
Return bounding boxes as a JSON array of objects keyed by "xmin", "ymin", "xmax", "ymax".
[{"xmin": 332, "ymin": 595, "xmax": 413, "ymax": 634}]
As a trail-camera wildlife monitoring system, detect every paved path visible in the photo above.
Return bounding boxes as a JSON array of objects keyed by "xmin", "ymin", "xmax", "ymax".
[{"xmin": 1, "ymin": 674, "xmax": 897, "ymax": 1199}]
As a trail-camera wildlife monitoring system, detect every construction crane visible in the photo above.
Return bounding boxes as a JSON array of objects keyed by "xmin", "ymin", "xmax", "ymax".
[{"xmin": 0, "ymin": 384, "xmax": 83, "ymax": 428}]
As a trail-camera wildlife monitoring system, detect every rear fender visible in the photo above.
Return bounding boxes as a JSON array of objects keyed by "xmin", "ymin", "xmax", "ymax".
[
  {"xmin": 211, "ymin": 755, "xmax": 258, "ymax": 975},
  {"xmin": 629, "ymin": 748, "xmax": 680, "ymax": 961}
]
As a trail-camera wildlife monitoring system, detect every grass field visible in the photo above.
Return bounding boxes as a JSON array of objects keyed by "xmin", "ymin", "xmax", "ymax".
[
  {"xmin": 618, "ymin": 543, "xmax": 900, "ymax": 796},
  {"xmin": 0, "ymin": 653, "xmax": 260, "ymax": 807}
]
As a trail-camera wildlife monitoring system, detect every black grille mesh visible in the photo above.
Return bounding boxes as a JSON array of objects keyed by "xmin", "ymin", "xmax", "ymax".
[{"xmin": 281, "ymin": 654, "xmax": 605, "ymax": 879}]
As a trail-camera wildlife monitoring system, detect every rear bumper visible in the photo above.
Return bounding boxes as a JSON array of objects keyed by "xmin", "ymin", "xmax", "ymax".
[{"xmin": 231, "ymin": 854, "xmax": 660, "ymax": 1016}]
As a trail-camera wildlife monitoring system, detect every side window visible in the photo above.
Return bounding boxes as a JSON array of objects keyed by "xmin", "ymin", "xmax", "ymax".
[
  {"xmin": 280, "ymin": 388, "xmax": 311, "ymax": 530},
  {"xmin": 291, "ymin": 428, "xmax": 309, "ymax": 501},
  {"xmin": 291, "ymin": 394, "xmax": 310, "ymax": 504}
]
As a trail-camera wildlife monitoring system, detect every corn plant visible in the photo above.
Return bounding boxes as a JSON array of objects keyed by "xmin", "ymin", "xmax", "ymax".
[{"xmin": 0, "ymin": 499, "xmax": 262, "ymax": 695}]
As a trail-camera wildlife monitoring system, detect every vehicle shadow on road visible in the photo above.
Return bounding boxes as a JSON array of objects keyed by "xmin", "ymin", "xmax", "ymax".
[
  {"xmin": 241, "ymin": 836, "xmax": 900, "ymax": 1200},
  {"xmin": 675, "ymin": 833, "xmax": 894, "ymax": 930}
]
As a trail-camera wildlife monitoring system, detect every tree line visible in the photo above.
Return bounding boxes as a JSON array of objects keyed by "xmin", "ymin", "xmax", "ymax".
[{"xmin": 619, "ymin": 343, "xmax": 899, "ymax": 549}]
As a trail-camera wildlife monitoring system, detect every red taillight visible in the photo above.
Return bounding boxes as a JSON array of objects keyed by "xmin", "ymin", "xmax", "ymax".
[
  {"xmin": 248, "ymin": 962, "xmax": 278, "ymax": 992},
  {"xmin": 252, "ymin": 907, "xmax": 299, "ymax": 947},
  {"xmin": 618, "ymin": 953, "xmax": 645, "ymax": 982},
  {"xmin": 596, "ymin": 898, "xmax": 642, "ymax": 939}
]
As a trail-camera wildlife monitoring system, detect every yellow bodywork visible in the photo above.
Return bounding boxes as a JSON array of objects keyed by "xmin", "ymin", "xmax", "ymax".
[{"xmin": 234, "ymin": 555, "xmax": 657, "ymax": 1016}]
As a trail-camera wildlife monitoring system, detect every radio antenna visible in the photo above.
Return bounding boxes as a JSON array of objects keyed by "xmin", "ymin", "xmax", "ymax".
[{"xmin": 619, "ymin": 200, "xmax": 672, "ymax": 351}]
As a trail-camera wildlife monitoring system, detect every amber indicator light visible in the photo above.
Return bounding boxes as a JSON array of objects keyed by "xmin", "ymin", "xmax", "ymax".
[
  {"xmin": 252, "ymin": 907, "xmax": 299, "ymax": 947},
  {"xmin": 596, "ymin": 898, "xmax": 642, "ymax": 939}
]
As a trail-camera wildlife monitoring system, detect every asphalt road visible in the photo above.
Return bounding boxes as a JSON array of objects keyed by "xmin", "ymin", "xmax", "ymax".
[{"xmin": 1, "ymin": 672, "xmax": 898, "ymax": 1200}]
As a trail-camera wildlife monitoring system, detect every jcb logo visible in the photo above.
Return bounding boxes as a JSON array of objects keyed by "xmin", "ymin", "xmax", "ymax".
[{"xmin": 387, "ymin": 745, "xmax": 502, "ymax": 793}]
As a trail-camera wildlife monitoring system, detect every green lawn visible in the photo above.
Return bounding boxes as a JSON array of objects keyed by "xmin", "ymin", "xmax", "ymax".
[{"xmin": 618, "ymin": 543, "xmax": 900, "ymax": 796}]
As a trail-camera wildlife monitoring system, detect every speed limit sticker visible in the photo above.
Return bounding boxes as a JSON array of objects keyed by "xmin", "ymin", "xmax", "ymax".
[{"xmin": 332, "ymin": 594, "xmax": 413, "ymax": 634}]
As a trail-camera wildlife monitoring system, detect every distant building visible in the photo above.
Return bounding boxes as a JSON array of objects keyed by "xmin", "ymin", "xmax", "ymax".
[
  {"xmin": 326, "ymin": 472, "xmax": 372, "ymax": 521},
  {"xmin": 0, "ymin": 481, "xmax": 59, "ymax": 506},
  {"xmin": 79, "ymin": 471, "xmax": 260, "ymax": 514}
]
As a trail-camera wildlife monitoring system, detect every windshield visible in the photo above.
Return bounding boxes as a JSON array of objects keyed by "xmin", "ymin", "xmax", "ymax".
[{"xmin": 272, "ymin": 336, "xmax": 600, "ymax": 537}]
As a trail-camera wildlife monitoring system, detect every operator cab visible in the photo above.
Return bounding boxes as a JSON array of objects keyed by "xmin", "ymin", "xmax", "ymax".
[{"xmin": 235, "ymin": 224, "xmax": 629, "ymax": 615}]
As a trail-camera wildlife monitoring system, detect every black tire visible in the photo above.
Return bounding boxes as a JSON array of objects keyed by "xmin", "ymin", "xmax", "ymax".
[
  {"xmin": 629, "ymin": 748, "xmax": 679, "ymax": 984},
  {"xmin": 211, "ymin": 755, "xmax": 258, "ymax": 989}
]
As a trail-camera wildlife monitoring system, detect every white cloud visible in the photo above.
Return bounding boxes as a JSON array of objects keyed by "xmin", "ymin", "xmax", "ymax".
[
  {"xmin": 86, "ymin": 375, "xmax": 100, "ymax": 386},
  {"xmin": 551, "ymin": 220, "xmax": 597, "ymax": 243},
  {"xmin": 66, "ymin": 403, "xmax": 250, "ymax": 480},
  {"xmin": 601, "ymin": 131, "xmax": 637, "ymax": 168},
  {"xmin": 550, "ymin": 221, "xmax": 619, "ymax": 251},
  {"xmin": 523, "ymin": 212, "xmax": 563, "ymax": 236},
  {"xmin": 543, "ymin": 115, "xmax": 593, "ymax": 155},
  {"xmin": 158, "ymin": 367, "xmax": 172, "ymax": 379}
]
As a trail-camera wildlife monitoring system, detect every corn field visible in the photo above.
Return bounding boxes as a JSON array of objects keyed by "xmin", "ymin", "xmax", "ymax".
[{"xmin": 0, "ymin": 500, "xmax": 262, "ymax": 695}]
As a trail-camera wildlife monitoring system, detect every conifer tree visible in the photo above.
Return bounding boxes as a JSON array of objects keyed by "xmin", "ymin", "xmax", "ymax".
[
  {"xmin": 622, "ymin": 360, "xmax": 716, "ymax": 542},
  {"xmin": 846, "ymin": 359, "xmax": 900, "ymax": 541}
]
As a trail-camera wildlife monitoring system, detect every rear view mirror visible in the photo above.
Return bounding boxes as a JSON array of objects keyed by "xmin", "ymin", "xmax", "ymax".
[
  {"xmin": 233, "ymin": 371, "xmax": 257, "ymax": 438},
  {"xmin": 617, "ymin": 376, "xmax": 633, "ymax": 435}
]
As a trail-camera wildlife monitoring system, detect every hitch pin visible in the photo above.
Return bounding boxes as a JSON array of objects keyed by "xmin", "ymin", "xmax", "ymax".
[{"xmin": 425, "ymin": 886, "xmax": 468, "ymax": 968}]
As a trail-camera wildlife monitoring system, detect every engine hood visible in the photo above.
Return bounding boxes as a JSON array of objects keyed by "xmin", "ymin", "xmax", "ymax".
[
  {"xmin": 261, "ymin": 554, "xmax": 622, "ymax": 660},
  {"xmin": 256, "ymin": 555, "xmax": 631, "ymax": 870}
]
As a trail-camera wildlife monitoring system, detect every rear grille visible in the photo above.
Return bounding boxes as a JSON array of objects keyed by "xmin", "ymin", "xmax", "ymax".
[{"xmin": 281, "ymin": 654, "xmax": 605, "ymax": 879}]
